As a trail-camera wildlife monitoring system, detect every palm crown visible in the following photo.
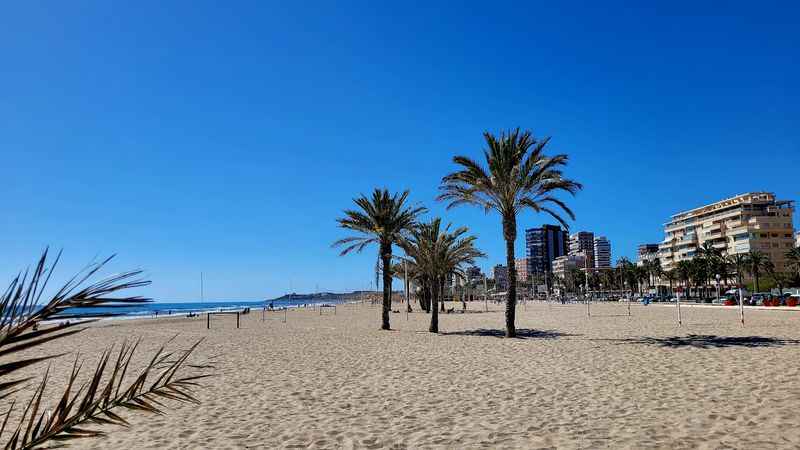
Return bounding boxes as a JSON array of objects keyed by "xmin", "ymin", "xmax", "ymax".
[
  {"xmin": 333, "ymin": 189, "xmax": 426, "ymax": 256},
  {"xmin": 437, "ymin": 129, "xmax": 582, "ymax": 229}
]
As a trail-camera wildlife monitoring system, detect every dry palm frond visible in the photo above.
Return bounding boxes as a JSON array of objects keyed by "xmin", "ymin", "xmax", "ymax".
[
  {"xmin": 0, "ymin": 249, "xmax": 212, "ymax": 449},
  {"xmin": 0, "ymin": 338, "xmax": 212, "ymax": 449},
  {"xmin": 0, "ymin": 249, "xmax": 150, "ymax": 401}
]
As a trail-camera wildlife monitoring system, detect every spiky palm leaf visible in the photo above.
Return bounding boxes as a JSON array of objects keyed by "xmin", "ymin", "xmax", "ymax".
[
  {"xmin": 0, "ymin": 250, "xmax": 211, "ymax": 449},
  {"xmin": 438, "ymin": 129, "xmax": 581, "ymax": 337}
]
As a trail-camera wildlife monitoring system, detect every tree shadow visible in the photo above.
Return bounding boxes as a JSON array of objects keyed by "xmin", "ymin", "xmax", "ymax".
[
  {"xmin": 601, "ymin": 334, "xmax": 800, "ymax": 349},
  {"xmin": 441, "ymin": 328, "xmax": 578, "ymax": 340}
]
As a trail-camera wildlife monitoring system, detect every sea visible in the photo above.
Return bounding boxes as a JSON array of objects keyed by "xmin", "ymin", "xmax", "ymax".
[{"xmin": 58, "ymin": 297, "xmax": 349, "ymax": 320}]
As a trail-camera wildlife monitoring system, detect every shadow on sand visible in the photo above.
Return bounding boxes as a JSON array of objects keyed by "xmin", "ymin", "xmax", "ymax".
[
  {"xmin": 601, "ymin": 334, "xmax": 800, "ymax": 349},
  {"xmin": 442, "ymin": 328, "xmax": 578, "ymax": 340}
]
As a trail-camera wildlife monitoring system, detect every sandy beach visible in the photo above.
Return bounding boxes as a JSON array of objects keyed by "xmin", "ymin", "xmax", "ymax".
[{"xmin": 12, "ymin": 301, "xmax": 800, "ymax": 449}]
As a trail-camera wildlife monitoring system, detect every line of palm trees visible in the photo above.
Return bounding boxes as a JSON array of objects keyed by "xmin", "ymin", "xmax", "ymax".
[
  {"xmin": 610, "ymin": 243, "xmax": 800, "ymax": 298},
  {"xmin": 334, "ymin": 129, "xmax": 581, "ymax": 337},
  {"xmin": 546, "ymin": 242, "xmax": 800, "ymax": 300}
]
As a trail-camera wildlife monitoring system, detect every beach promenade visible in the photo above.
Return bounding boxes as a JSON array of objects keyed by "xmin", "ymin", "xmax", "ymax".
[{"xmin": 15, "ymin": 302, "xmax": 800, "ymax": 449}]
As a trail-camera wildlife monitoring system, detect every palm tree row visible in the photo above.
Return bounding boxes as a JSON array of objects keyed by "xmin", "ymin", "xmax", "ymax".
[
  {"xmin": 652, "ymin": 245, "xmax": 800, "ymax": 298},
  {"xmin": 335, "ymin": 129, "xmax": 581, "ymax": 337}
]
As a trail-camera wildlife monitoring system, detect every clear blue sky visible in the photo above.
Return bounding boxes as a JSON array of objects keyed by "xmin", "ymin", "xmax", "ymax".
[{"xmin": 2, "ymin": 1, "xmax": 798, "ymax": 301}]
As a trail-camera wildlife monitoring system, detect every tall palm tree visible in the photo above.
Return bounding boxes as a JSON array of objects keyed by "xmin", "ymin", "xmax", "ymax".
[
  {"xmin": 400, "ymin": 218, "xmax": 484, "ymax": 333},
  {"xmin": 650, "ymin": 260, "xmax": 664, "ymax": 296},
  {"xmin": 763, "ymin": 260, "xmax": 786, "ymax": 295},
  {"xmin": 676, "ymin": 260, "xmax": 693, "ymax": 298},
  {"xmin": 786, "ymin": 246, "xmax": 800, "ymax": 278},
  {"xmin": 333, "ymin": 189, "xmax": 427, "ymax": 330},
  {"xmin": 438, "ymin": 129, "xmax": 581, "ymax": 337},
  {"xmin": 727, "ymin": 253, "xmax": 748, "ymax": 289},
  {"xmin": 635, "ymin": 265, "xmax": 648, "ymax": 294},
  {"xmin": 690, "ymin": 258, "xmax": 708, "ymax": 300},
  {"xmin": 698, "ymin": 242, "xmax": 722, "ymax": 295},
  {"xmin": 616, "ymin": 257, "xmax": 633, "ymax": 295},
  {"xmin": 745, "ymin": 250, "xmax": 769, "ymax": 293},
  {"xmin": 662, "ymin": 269, "xmax": 676, "ymax": 296}
]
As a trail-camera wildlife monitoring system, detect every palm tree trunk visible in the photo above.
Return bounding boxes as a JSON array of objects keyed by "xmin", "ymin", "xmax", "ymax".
[
  {"xmin": 419, "ymin": 278, "xmax": 429, "ymax": 312},
  {"xmin": 380, "ymin": 244, "xmax": 392, "ymax": 330},
  {"xmin": 440, "ymin": 279, "xmax": 446, "ymax": 313},
  {"xmin": 429, "ymin": 277, "xmax": 439, "ymax": 333},
  {"xmin": 503, "ymin": 216, "xmax": 517, "ymax": 338}
]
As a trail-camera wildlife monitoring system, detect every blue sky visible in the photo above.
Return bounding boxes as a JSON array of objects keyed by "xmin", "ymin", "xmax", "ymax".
[{"xmin": 2, "ymin": 1, "xmax": 798, "ymax": 301}]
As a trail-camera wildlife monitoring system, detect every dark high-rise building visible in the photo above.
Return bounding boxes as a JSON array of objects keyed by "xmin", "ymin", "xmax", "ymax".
[{"xmin": 525, "ymin": 225, "xmax": 568, "ymax": 275}]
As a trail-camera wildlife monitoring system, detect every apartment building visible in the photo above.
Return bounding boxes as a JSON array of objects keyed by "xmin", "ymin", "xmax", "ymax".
[
  {"xmin": 492, "ymin": 264, "xmax": 508, "ymax": 290},
  {"xmin": 569, "ymin": 231, "xmax": 595, "ymax": 268},
  {"xmin": 594, "ymin": 236, "xmax": 612, "ymax": 268},
  {"xmin": 658, "ymin": 192, "xmax": 795, "ymax": 273},
  {"xmin": 466, "ymin": 266, "xmax": 483, "ymax": 284},
  {"xmin": 551, "ymin": 254, "xmax": 587, "ymax": 279},
  {"xmin": 637, "ymin": 243, "xmax": 660, "ymax": 266},
  {"xmin": 515, "ymin": 258, "xmax": 529, "ymax": 282},
  {"xmin": 526, "ymin": 225, "xmax": 568, "ymax": 275}
]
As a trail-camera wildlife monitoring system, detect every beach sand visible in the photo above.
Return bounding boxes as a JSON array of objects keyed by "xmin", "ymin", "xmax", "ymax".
[{"xmin": 10, "ymin": 301, "xmax": 800, "ymax": 449}]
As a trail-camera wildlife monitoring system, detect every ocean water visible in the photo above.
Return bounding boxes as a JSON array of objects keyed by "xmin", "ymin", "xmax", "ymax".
[{"xmin": 58, "ymin": 297, "xmax": 347, "ymax": 320}]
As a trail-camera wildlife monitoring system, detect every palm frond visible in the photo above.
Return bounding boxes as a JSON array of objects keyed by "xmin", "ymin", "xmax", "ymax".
[
  {"xmin": 3, "ymin": 338, "xmax": 211, "ymax": 449},
  {"xmin": 0, "ymin": 250, "xmax": 211, "ymax": 449},
  {"xmin": 0, "ymin": 250, "xmax": 150, "ymax": 402}
]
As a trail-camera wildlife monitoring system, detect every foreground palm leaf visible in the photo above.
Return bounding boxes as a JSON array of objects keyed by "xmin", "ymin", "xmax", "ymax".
[
  {"xmin": 0, "ymin": 249, "xmax": 150, "ymax": 400},
  {"xmin": 333, "ymin": 189, "xmax": 427, "ymax": 330},
  {"xmin": 1, "ymin": 338, "xmax": 211, "ymax": 449},
  {"xmin": 438, "ymin": 129, "xmax": 581, "ymax": 337},
  {"xmin": 0, "ymin": 250, "xmax": 211, "ymax": 448}
]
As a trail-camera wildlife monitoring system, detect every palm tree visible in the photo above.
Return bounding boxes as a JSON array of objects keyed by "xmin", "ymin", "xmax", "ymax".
[
  {"xmin": 333, "ymin": 189, "xmax": 427, "ymax": 330},
  {"xmin": 650, "ymin": 260, "xmax": 664, "ymax": 296},
  {"xmin": 616, "ymin": 257, "xmax": 634, "ymax": 295},
  {"xmin": 690, "ymin": 258, "xmax": 708, "ymax": 300},
  {"xmin": 727, "ymin": 253, "xmax": 748, "ymax": 288},
  {"xmin": 698, "ymin": 242, "xmax": 722, "ymax": 296},
  {"xmin": 763, "ymin": 260, "xmax": 787, "ymax": 295},
  {"xmin": 663, "ymin": 269, "xmax": 676, "ymax": 296},
  {"xmin": 635, "ymin": 265, "xmax": 648, "ymax": 295},
  {"xmin": 438, "ymin": 129, "xmax": 581, "ymax": 337},
  {"xmin": 676, "ymin": 260, "xmax": 693, "ymax": 298},
  {"xmin": 745, "ymin": 250, "xmax": 769, "ymax": 293},
  {"xmin": 399, "ymin": 218, "xmax": 484, "ymax": 333},
  {"xmin": 786, "ymin": 247, "xmax": 800, "ymax": 278}
]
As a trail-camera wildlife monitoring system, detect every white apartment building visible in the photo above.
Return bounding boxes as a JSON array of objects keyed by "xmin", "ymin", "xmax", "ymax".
[
  {"xmin": 593, "ymin": 236, "xmax": 611, "ymax": 268},
  {"xmin": 569, "ymin": 231, "xmax": 595, "ymax": 268},
  {"xmin": 551, "ymin": 254, "xmax": 587, "ymax": 279},
  {"xmin": 658, "ymin": 192, "xmax": 795, "ymax": 273}
]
